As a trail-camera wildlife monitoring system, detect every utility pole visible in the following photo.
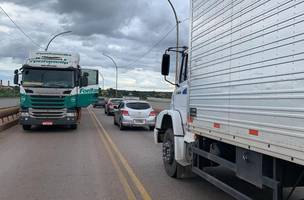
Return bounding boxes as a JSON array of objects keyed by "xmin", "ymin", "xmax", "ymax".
[
  {"xmin": 45, "ymin": 31, "xmax": 72, "ymax": 51},
  {"xmin": 102, "ymin": 53, "xmax": 118, "ymax": 97},
  {"xmin": 167, "ymin": 0, "xmax": 180, "ymax": 84}
]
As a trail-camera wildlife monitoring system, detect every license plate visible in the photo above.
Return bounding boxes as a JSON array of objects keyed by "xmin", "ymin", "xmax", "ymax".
[
  {"xmin": 133, "ymin": 119, "xmax": 145, "ymax": 124},
  {"xmin": 42, "ymin": 121, "xmax": 53, "ymax": 126}
]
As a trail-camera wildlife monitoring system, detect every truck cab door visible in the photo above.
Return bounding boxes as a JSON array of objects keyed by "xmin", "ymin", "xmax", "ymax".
[
  {"xmin": 173, "ymin": 81, "xmax": 188, "ymax": 123},
  {"xmin": 173, "ymin": 52, "xmax": 189, "ymax": 124},
  {"xmin": 77, "ymin": 69, "xmax": 99, "ymax": 107}
]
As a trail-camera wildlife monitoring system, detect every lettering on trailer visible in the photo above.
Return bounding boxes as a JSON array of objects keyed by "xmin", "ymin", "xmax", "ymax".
[{"xmin": 26, "ymin": 51, "xmax": 80, "ymax": 68}]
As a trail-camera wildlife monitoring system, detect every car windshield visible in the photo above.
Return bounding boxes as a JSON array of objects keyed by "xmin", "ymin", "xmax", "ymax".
[
  {"xmin": 22, "ymin": 68, "xmax": 75, "ymax": 88},
  {"xmin": 126, "ymin": 102, "xmax": 150, "ymax": 110}
]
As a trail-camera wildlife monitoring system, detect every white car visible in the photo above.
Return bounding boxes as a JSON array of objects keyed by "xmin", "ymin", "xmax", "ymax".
[{"xmin": 113, "ymin": 100, "xmax": 156, "ymax": 131}]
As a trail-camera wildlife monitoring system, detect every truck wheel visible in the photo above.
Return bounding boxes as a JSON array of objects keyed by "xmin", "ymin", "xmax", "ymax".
[
  {"xmin": 163, "ymin": 128, "xmax": 177, "ymax": 177},
  {"xmin": 22, "ymin": 125, "xmax": 31, "ymax": 131},
  {"xmin": 70, "ymin": 124, "xmax": 77, "ymax": 130}
]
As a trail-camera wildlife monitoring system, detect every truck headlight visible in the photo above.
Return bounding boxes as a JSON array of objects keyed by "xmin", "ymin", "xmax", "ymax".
[
  {"xmin": 21, "ymin": 112, "xmax": 30, "ymax": 117},
  {"xmin": 66, "ymin": 112, "xmax": 76, "ymax": 117}
]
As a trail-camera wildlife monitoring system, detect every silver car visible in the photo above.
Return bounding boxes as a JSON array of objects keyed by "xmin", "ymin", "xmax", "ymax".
[{"xmin": 113, "ymin": 100, "xmax": 156, "ymax": 131}]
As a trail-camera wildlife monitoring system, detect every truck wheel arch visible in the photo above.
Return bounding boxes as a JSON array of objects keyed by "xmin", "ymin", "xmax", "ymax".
[
  {"xmin": 154, "ymin": 110, "xmax": 184, "ymax": 143},
  {"xmin": 161, "ymin": 114, "xmax": 173, "ymax": 130}
]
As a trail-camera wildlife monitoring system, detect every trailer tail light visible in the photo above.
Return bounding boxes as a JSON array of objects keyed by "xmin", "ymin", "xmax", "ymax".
[
  {"xmin": 213, "ymin": 123, "xmax": 221, "ymax": 129},
  {"xmin": 149, "ymin": 111, "xmax": 156, "ymax": 116},
  {"xmin": 121, "ymin": 110, "xmax": 129, "ymax": 116},
  {"xmin": 187, "ymin": 116, "xmax": 193, "ymax": 124},
  {"xmin": 249, "ymin": 129, "xmax": 259, "ymax": 136}
]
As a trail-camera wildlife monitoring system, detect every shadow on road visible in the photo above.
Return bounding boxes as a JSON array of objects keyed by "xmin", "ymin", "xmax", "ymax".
[
  {"xmin": 118, "ymin": 127, "xmax": 152, "ymax": 132},
  {"xmin": 22, "ymin": 125, "xmax": 77, "ymax": 134}
]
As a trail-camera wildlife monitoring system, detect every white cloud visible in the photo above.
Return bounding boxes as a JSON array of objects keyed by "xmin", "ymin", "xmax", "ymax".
[{"xmin": 0, "ymin": 0, "xmax": 189, "ymax": 91}]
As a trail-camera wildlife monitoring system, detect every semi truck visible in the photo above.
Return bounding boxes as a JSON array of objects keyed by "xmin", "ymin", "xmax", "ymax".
[
  {"xmin": 154, "ymin": 1, "xmax": 304, "ymax": 199},
  {"xmin": 14, "ymin": 51, "xmax": 99, "ymax": 130}
]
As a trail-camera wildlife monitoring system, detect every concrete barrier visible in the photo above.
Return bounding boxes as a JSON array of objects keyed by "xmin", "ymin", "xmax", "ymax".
[
  {"xmin": 146, "ymin": 98, "xmax": 171, "ymax": 115},
  {"xmin": 0, "ymin": 106, "xmax": 19, "ymax": 132}
]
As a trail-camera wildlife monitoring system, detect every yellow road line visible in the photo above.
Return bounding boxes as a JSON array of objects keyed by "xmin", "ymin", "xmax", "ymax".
[
  {"xmin": 89, "ymin": 109, "xmax": 137, "ymax": 200},
  {"xmin": 90, "ymin": 109, "xmax": 153, "ymax": 200}
]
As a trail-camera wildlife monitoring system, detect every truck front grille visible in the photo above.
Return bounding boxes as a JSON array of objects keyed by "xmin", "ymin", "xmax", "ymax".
[
  {"xmin": 29, "ymin": 108, "xmax": 66, "ymax": 119},
  {"xmin": 29, "ymin": 95, "xmax": 65, "ymax": 109}
]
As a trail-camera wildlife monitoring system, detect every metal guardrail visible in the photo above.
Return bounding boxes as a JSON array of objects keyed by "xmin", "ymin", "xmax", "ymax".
[{"xmin": 0, "ymin": 106, "xmax": 19, "ymax": 132}]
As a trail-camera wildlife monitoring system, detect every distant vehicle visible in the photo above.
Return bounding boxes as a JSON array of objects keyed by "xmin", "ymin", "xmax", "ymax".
[
  {"xmin": 105, "ymin": 98, "xmax": 123, "ymax": 115},
  {"xmin": 113, "ymin": 100, "xmax": 156, "ymax": 131},
  {"xmin": 123, "ymin": 96, "xmax": 140, "ymax": 100},
  {"xmin": 93, "ymin": 97, "xmax": 106, "ymax": 108},
  {"xmin": 14, "ymin": 51, "xmax": 98, "ymax": 130},
  {"xmin": 154, "ymin": 1, "xmax": 304, "ymax": 199}
]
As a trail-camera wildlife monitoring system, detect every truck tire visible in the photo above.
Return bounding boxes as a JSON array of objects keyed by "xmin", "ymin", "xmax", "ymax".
[
  {"xmin": 163, "ymin": 128, "xmax": 177, "ymax": 177},
  {"xmin": 22, "ymin": 125, "xmax": 31, "ymax": 131},
  {"xmin": 70, "ymin": 124, "xmax": 77, "ymax": 130}
]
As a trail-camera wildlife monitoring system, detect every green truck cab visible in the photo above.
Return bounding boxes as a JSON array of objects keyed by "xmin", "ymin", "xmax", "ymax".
[{"xmin": 14, "ymin": 51, "xmax": 99, "ymax": 130}]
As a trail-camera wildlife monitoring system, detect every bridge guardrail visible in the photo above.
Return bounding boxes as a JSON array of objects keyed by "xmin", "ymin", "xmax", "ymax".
[{"xmin": 0, "ymin": 106, "xmax": 19, "ymax": 132}]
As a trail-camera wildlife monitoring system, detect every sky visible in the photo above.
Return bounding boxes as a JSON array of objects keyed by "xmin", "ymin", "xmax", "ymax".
[{"xmin": 0, "ymin": 0, "xmax": 190, "ymax": 91}]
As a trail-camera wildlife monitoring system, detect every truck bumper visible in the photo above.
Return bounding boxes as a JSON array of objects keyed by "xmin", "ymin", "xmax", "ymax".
[
  {"xmin": 121, "ymin": 116, "xmax": 156, "ymax": 127},
  {"xmin": 19, "ymin": 116, "xmax": 77, "ymax": 126}
]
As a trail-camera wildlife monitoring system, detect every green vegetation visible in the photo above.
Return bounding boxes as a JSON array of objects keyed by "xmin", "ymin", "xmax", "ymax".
[
  {"xmin": 0, "ymin": 87, "xmax": 172, "ymax": 99},
  {"xmin": 0, "ymin": 86, "xmax": 19, "ymax": 97},
  {"xmin": 99, "ymin": 88, "xmax": 172, "ymax": 99}
]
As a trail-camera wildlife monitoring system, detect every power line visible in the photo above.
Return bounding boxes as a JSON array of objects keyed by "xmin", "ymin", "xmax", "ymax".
[
  {"xmin": 126, "ymin": 18, "xmax": 189, "ymax": 67},
  {"xmin": 0, "ymin": 5, "xmax": 41, "ymax": 48}
]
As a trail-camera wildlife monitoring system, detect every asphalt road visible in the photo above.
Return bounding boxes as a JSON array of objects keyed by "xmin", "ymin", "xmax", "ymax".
[{"xmin": 0, "ymin": 108, "xmax": 302, "ymax": 200}]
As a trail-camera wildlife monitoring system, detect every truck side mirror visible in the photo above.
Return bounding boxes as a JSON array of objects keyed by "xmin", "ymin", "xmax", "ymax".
[
  {"xmin": 161, "ymin": 53, "xmax": 170, "ymax": 76},
  {"xmin": 81, "ymin": 72, "xmax": 89, "ymax": 87},
  {"xmin": 14, "ymin": 69, "xmax": 19, "ymax": 85}
]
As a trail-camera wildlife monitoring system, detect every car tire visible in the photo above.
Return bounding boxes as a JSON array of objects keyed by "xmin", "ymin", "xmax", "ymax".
[
  {"xmin": 149, "ymin": 126, "xmax": 155, "ymax": 131},
  {"xmin": 163, "ymin": 128, "xmax": 177, "ymax": 177},
  {"xmin": 22, "ymin": 125, "xmax": 31, "ymax": 131}
]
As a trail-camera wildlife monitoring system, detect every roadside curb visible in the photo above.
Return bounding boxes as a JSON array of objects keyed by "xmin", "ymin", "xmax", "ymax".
[
  {"xmin": 0, "ymin": 119, "xmax": 18, "ymax": 132},
  {"xmin": 0, "ymin": 106, "xmax": 19, "ymax": 132}
]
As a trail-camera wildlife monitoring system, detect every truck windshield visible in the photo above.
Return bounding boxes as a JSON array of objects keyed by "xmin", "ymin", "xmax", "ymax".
[{"xmin": 22, "ymin": 68, "xmax": 75, "ymax": 88}]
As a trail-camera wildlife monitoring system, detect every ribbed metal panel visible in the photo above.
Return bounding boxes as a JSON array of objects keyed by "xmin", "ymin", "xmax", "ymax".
[
  {"xmin": 29, "ymin": 108, "xmax": 66, "ymax": 119},
  {"xmin": 30, "ymin": 95, "xmax": 65, "ymax": 109},
  {"xmin": 189, "ymin": 0, "xmax": 304, "ymax": 164}
]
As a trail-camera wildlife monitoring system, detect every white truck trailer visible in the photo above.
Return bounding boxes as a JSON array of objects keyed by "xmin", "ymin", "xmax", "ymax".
[{"xmin": 154, "ymin": 1, "xmax": 304, "ymax": 199}]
